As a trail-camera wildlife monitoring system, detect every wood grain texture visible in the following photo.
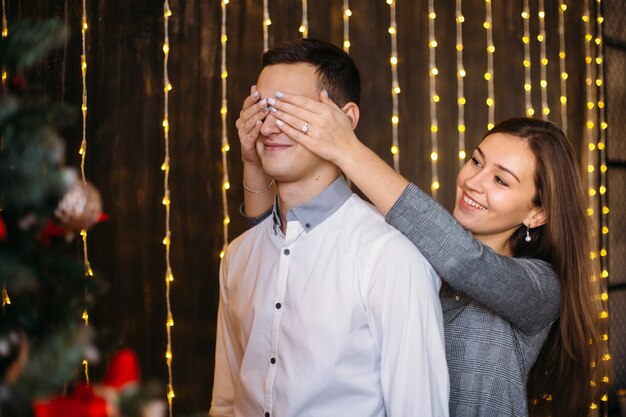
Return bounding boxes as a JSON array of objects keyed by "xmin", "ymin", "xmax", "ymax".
[{"xmin": 7, "ymin": 0, "xmax": 594, "ymax": 413}]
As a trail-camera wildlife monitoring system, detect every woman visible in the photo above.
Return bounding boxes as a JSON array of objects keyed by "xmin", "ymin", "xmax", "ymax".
[{"xmin": 235, "ymin": 87, "xmax": 607, "ymax": 417}]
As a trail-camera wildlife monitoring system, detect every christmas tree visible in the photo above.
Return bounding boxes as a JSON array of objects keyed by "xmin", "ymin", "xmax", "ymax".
[{"xmin": 0, "ymin": 20, "xmax": 162, "ymax": 417}]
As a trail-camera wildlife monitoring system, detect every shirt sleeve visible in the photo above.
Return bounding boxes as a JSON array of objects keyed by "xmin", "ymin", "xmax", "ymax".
[
  {"xmin": 366, "ymin": 232, "xmax": 449, "ymax": 417},
  {"xmin": 239, "ymin": 203, "xmax": 272, "ymax": 227},
  {"xmin": 385, "ymin": 183, "xmax": 560, "ymax": 336},
  {"xmin": 209, "ymin": 258, "xmax": 242, "ymax": 417}
]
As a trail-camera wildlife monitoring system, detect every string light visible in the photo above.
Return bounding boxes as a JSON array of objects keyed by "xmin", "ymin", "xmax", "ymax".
[
  {"xmin": 343, "ymin": 1, "xmax": 351, "ymax": 53},
  {"xmin": 220, "ymin": 0, "xmax": 231, "ymax": 262},
  {"xmin": 455, "ymin": 0, "xmax": 466, "ymax": 169},
  {"xmin": 299, "ymin": 0, "xmax": 308, "ymax": 37},
  {"xmin": 522, "ymin": 0, "xmax": 534, "ymax": 116},
  {"xmin": 595, "ymin": 0, "xmax": 610, "ymax": 406},
  {"xmin": 1, "ymin": 0, "xmax": 9, "ymax": 310},
  {"xmin": 538, "ymin": 0, "xmax": 549, "ymax": 119},
  {"xmin": 263, "ymin": 0, "xmax": 271, "ymax": 52},
  {"xmin": 162, "ymin": 1, "xmax": 175, "ymax": 414},
  {"xmin": 78, "ymin": 0, "xmax": 93, "ymax": 384},
  {"xmin": 387, "ymin": 0, "xmax": 400, "ymax": 173},
  {"xmin": 428, "ymin": 0, "xmax": 439, "ymax": 197},
  {"xmin": 558, "ymin": 1, "xmax": 568, "ymax": 134},
  {"xmin": 484, "ymin": 0, "xmax": 494, "ymax": 130}
]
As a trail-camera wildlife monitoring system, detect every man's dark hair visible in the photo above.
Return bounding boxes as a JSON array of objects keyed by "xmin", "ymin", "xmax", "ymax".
[{"xmin": 262, "ymin": 38, "xmax": 361, "ymax": 106}]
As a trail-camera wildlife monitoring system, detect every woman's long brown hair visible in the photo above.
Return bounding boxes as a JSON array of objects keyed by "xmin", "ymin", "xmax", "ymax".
[{"xmin": 488, "ymin": 118, "xmax": 609, "ymax": 417}]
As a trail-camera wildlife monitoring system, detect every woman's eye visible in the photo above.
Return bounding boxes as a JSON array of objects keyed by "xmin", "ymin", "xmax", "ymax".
[
  {"xmin": 495, "ymin": 176, "xmax": 509, "ymax": 187},
  {"xmin": 471, "ymin": 157, "xmax": 482, "ymax": 167}
]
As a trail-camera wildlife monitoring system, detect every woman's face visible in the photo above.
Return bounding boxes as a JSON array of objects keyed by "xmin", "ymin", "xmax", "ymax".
[{"xmin": 453, "ymin": 132, "xmax": 545, "ymax": 254}]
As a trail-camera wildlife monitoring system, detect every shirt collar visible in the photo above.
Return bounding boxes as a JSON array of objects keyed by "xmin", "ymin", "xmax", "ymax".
[{"xmin": 271, "ymin": 176, "xmax": 352, "ymax": 233}]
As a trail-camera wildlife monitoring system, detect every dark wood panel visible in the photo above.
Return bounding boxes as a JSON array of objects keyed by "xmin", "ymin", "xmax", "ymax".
[{"xmin": 7, "ymin": 1, "xmax": 596, "ymax": 413}]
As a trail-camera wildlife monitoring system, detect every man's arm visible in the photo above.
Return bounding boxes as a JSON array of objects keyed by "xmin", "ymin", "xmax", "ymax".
[
  {"xmin": 367, "ymin": 233, "xmax": 449, "ymax": 417},
  {"xmin": 209, "ymin": 261, "xmax": 243, "ymax": 417}
]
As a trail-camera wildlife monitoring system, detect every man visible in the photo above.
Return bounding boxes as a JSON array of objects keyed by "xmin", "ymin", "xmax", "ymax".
[{"xmin": 210, "ymin": 38, "xmax": 448, "ymax": 417}]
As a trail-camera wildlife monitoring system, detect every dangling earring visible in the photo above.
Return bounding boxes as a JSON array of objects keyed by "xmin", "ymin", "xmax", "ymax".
[{"xmin": 525, "ymin": 226, "xmax": 532, "ymax": 242}]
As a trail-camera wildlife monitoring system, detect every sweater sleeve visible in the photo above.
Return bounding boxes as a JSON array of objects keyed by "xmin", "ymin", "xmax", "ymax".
[{"xmin": 385, "ymin": 183, "xmax": 560, "ymax": 336}]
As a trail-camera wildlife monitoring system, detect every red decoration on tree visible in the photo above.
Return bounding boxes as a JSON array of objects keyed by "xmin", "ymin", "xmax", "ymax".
[
  {"xmin": 33, "ymin": 349, "xmax": 143, "ymax": 417},
  {"xmin": 0, "ymin": 214, "xmax": 6, "ymax": 241}
]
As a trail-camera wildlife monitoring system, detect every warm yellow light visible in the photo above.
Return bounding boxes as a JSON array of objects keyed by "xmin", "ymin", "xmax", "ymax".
[
  {"xmin": 161, "ymin": 161, "xmax": 170, "ymax": 171},
  {"xmin": 345, "ymin": 9, "xmax": 352, "ymax": 17},
  {"xmin": 560, "ymin": 96, "xmax": 567, "ymax": 104},
  {"xmin": 483, "ymin": 21, "xmax": 491, "ymax": 29},
  {"xmin": 527, "ymin": 108, "xmax": 535, "ymax": 116},
  {"xmin": 602, "ymin": 206, "xmax": 609, "ymax": 214},
  {"xmin": 220, "ymin": 249, "xmax": 225, "ymax": 259},
  {"xmin": 162, "ymin": 196, "xmax": 170, "ymax": 206},
  {"xmin": 224, "ymin": 216, "xmax": 231, "ymax": 225},
  {"xmin": 458, "ymin": 125, "xmax": 466, "ymax": 133},
  {"xmin": 600, "ymin": 164, "xmax": 607, "ymax": 172},
  {"xmin": 433, "ymin": 94, "xmax": 440, "ymax": 102},
  {"xmin": 265, "ymin": 18, "xmax": 272, "ymax": 26},
  {"xmin": 486, "ymin": 98, "xmax": 494, "ymax": 107},
  {"xmin": 431, "ymin": 125, "xmax": 438, "ymax": 133},
  {"xmin": 561, "ymin": 4, "xmax": 567, "ymax": 11},
  {"xmin": 487, "ymin": 45, "xmax": 495, "ymax": 53},
  {"xmin": 220, "ymin": 107, "xmax": 228, "ymax": 115},
  {"xmin": 456, "ymin": 44, "xmax": 463, "ymax": 51},
  {"xmin": 487, "ymin": 123, "xmax": 494, "ymax": 130},
  {"xmin": 430, "ymin": 40, "xmax": 438, "ymax": 48},
  {"xmin": 391, "ymin": 115, "xmax": 399, "ymax": 124},
  {"xmin": 430, "ymin": 152, "xmax": 438, "ymax": 161},
  {"xmin": 163, "ymin": 236, "xmax": 170, "ymax": 245},
  {"xmin": 390, "ymin": 56, "xmax": 398, "ymax": 65},
  {"xmin": 224, "ymin": 181, "xmax": 231, "ymax": 190},
  {"xmin": 602, "ymin": 226, "xmax": 609, "ymax": 235},
  {"xmin": 589, "ymin": 143, "xmax": 596, "ymax": 151},
  {"xmin": 393, "ymin": 86, "xmax": 401, "ymax": 94},
  {"xmin": 587, "ymin": 121, "xmax": 595, "ymax": 129},
  {"xmin": 221, "ymin": 71, "xmax": 228, "ymax": 79},
  {"xmin": 599, "ymin": 185, "xmax": 606, "ymax": 195},
  {"xmin": 389, "ymin": 26, "xmax": 396, "ymax": 34},
  {"xmin": 432, "ymin": 181, "xmax": 440, "ymax": 190},
  {"xmin": 522, "ymin": 36, "xmax": 529, "ymax": 44},
  {"xmin": 601, "ymin": 249, "xmax": 608, "ymax": 257},
  {"xmin": 542, "ymin": 108, "xmax": 550, "ymax": 115},
  {"xmin": 523, "ymin": 59, "xmax": 530, "ymax": 68},
  {"xmin": 540, "ymin": 80, "xmax": 547, "ymax": 88},
  {"xmin": 596, "ymin": 79, "xmax": 603, "ymax": 86},
  {"xmin": 428, "ymin": 12, "xmax": 436, "ymax": 19},
  {"xmin": 601, "ymin": 293, "xmax": 608, "ymax": 301},
  {"xmin": 458, "ymin": 97, "xmax": 466, "ymax": 105},
  {"xmin": 587, "ymin": 208, "xmax": 594, "ymax": 216},
  {"xmin": 299, "ymin": 25, "xmax": 306, "ymax": 33},
  {"xmin": 521, "ymin": 11, "xmax": 529, "ymax": 19},
  {"xmin": 484, "ymin": 72, "xmax": 492, "ymax": 81},
  {"xmin": 163, "ymin": 43, "xmax": 170, "ymax": 54},
  {"xmin": 559, "ymin": 52, "xmax": 566, "ymax": 59},
  {"xmin": 524, "ymin": 83, "xmax": 531, "ymax": 92},
  {"xmin": 459, "ymin": 150, "xmax": 466, "ymax": 159},
  {"xmin": 589, "ymin": 188, "xmax": 597, "ymax": 196},
  {"xmin": 599, "ymin": 311, "xmax": 608, "ymax": 319},
  {"xmin": 538, "ymin": 11, "xmax": 545, "ymax": 19}
]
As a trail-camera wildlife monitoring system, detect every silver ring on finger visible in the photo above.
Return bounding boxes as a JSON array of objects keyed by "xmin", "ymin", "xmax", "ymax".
[{"xmin": 301, "ymin": 122, "xmax": 309, "ymax": 134}]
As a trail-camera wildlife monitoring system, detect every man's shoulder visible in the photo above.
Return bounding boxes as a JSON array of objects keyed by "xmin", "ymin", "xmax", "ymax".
[{"xmin": 224, "ymin": 216, "xmax": 272, "ymax": 259}]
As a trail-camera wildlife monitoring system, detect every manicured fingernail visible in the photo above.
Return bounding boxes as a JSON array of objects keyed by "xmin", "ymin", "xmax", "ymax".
[
  {"xmin": 261, "ymin": 107, "xmax": 269, "ymax": 113},
  {"xmin": 260, "ymin": 98, "xmax": 268, "ymax": 105},
  {"xmin": 269, "ymin": 106, "xmax": 277, "ymax": 113},
  {"xmin": 267, "ymin": 98, "xmax": 276, "ymax": 106},
  {"xmin": 276, "ymin": 119, "xmax": 284, "ymax": 127},
  {"xmin": 255, "ymin": 120, "xmax": 261, "ymax": 127},
  {"xmin": 252, "ymin": 91, "xmax": 260, "ymax": 98},
  {"xmin": 275, "ymin": 91, "xmax": 285, "ymax": 99}
]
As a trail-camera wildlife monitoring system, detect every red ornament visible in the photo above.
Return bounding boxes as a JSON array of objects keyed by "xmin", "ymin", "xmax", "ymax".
[
  {"xmin": 0, "ymin": 215, "xmax": 6, "ymax": 240},
  {"xmin": 103, "ymin": 348, "xmax": 141, "ymax": 390},
  {"xmin": 33, "ymin": 385, "xmax": 108, "ymax": 417}
]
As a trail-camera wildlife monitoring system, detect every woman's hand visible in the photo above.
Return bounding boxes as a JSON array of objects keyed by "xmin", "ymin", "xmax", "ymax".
[
  {"xmin": 271, "ymin": 89, "xmax": 409, "ymax": 216},
  {"xmin": 235, "ymin": 85, "xmax": 269, "ymax": 165},
  {"xmin": 270, "ymin": 90, "xmax": 361, "ymax": 167}
]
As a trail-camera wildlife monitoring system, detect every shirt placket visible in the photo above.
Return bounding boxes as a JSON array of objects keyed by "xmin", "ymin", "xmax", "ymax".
[{"xmin": 263, "ymin": 220, "xmax": 302, "ymax": 417}]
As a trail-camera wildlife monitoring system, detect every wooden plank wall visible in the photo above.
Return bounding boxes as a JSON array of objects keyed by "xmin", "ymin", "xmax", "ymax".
[{"xmin": 7, "ymin": 0, "xmax": 591, "ymax": 413}]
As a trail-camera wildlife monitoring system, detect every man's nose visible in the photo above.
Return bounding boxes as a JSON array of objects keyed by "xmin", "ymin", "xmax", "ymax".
[{"xmin": 259, "ymin": 110, "xmax": 282, "ymax": 137}]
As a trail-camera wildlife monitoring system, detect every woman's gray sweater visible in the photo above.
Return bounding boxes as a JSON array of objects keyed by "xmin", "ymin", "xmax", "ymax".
[{"xmin": 386, "ymin": 183, "xmax": 560, "ymax": 417}]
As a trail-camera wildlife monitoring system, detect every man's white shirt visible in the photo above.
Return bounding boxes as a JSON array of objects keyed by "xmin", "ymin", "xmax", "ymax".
[{"xmin": 210, "ymin": 177, "xmax": 449, "ymax": 417}]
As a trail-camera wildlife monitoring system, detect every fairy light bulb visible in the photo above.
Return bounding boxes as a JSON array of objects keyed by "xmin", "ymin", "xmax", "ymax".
[
  {"xmin": 428, "ymin": 0, "xmax": 439, "ymax": 198},
  {"xmin": 484, "ymin": 0, "xmax": 494, "ymax": 129},
  {"xmin": 162, "ymin": 2, "xmax": 175, "ymax": 415},
  {"xmin": 263, "ymin": 0, "xmax": 271, "ymax": 52},
  {"xmin": 343, "ymin": 1, "xmax": 351, "ymax": 52},
  {"xmin": 538, "ymin": 0, "xmax": 550, "ymax": 119},
  {"xmin": 522, "ymin": 0, "xmax": 533, "ymax": 117},
  {"xmin": 456, "ymin": 0, "xmax": 466, "ymax": 170},
  {"xmin": 388, "ymin": 0, "xmax": 400, "ymax": 172},
  {"xmin": 299, "ymin": 0, "xmax": 308, "ymax": 37}
]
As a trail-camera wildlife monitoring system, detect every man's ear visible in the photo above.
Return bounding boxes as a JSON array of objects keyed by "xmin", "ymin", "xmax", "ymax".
[
  {"xmin": 341, "ymin": 102, "xmax": 360, "ymax": 130},
  {"xmin": 525, "ymin": 207, "xmax": 548, "ymax": 228}
]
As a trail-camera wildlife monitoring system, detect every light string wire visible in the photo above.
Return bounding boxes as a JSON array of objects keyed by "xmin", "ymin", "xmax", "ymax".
[
  {"xmin": 161, "ymin": 1, "xmax": 175, "ymax": 413},
  {"xmin": 263, "ymin": 0, "xmax": 271, "ymax": 52},
  {"xmin": 538, "ymin": 0, "xmax": 549, "ymax": 119},
  {"xmin": 220, "ymin": 0, "xmax": 231, "ymax": 261},
  {"xmin": 595, "ymin": 0, "xmax": 610, "ymax": 409},
  {"xmin": 428, "ymin": 0, "xmax": 439, "ymax": 197},
  {"xmin": 343, "ymin": 0, "xmax": 351, "ymax": 53},
  {"xmin": 387, "ymin": 0, "xmax": 400, "ymax": 173},
  {"xmin": 78, "ymin": 0, "xmax": 93, "ymax": 384},
  {"xmin": 522, "ymin": 0, "xmax": 534, "ymax": 117},
  {"xmin": 484, "ymin": 0, "xmax": 494, "ymax": 130},
  {"xmin": 299, "ymin": 0, "xmax": 308, "ymax": 37},
  {"xmin": 455, "ymin": 0, "xmax": 466, "ymax": 170},
  {"xmin": 1, "ymin": 0, "xmax": 10, "ymax": 312},
  {"xmin": 558, "ymin": 1, "xmax": 568, "ymax": 134}
]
